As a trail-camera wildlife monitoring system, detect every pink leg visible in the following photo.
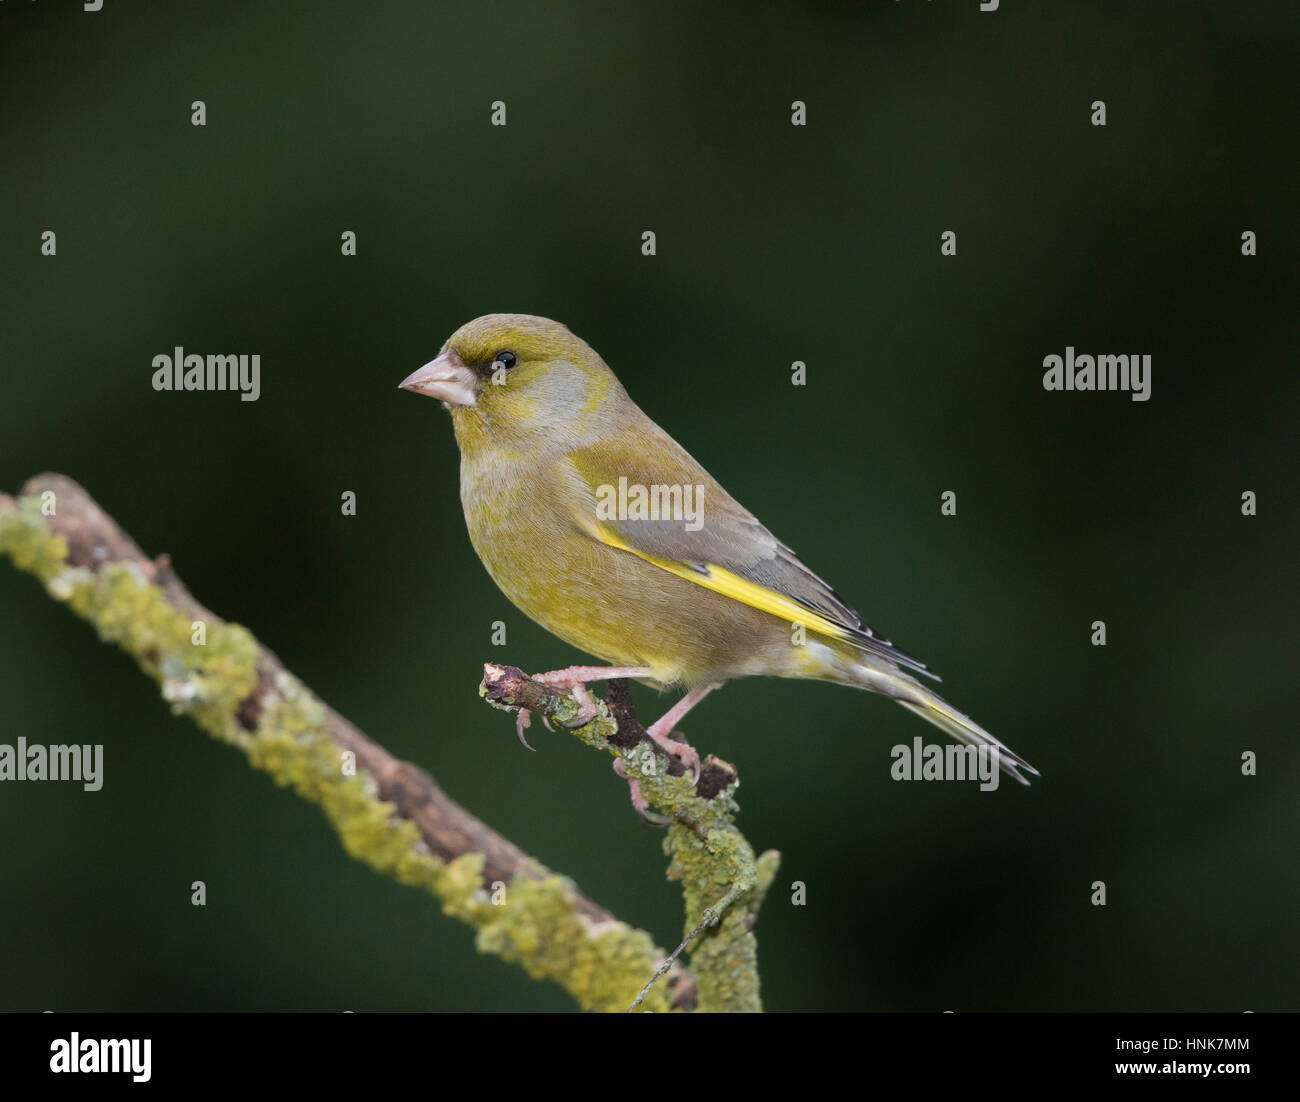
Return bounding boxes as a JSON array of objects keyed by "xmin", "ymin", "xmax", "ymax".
[
  {"xmin": 645, "ymin": 683, "xmax": 721, "ymax": 783},
  {"xmin": 531, "ymin": 665, "xmax": 652, "ymax": 727},
  {"xmin": 532, "ymin": 665, "xmax": 652, "ymax": 685}
]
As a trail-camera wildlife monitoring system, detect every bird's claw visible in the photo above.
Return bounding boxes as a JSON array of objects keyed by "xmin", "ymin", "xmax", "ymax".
[
  {"xmin": 682, "ymin": 749, "xmax": 701, "ymax": 787},
  {"xmin": 647, "ymin": 728, "xmax": 701, "ymax": 786},
  {"xmin": 512, "ymin": 674, "xmax": 594, "ymax": 746},
  {"xmin": 515, "ymin": 708, "xmax": 537, "ymax": 751},
  {"xmin": 613, "ymin": 759, "xmax": 672, "ymax": 826}
]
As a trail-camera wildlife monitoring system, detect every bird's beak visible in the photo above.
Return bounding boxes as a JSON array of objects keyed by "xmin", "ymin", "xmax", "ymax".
[{"xmin": 398, "ymin": 349, "xmax": 478, "ymax": 407}]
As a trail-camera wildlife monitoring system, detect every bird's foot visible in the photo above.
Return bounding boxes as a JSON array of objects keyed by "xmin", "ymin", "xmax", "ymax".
[
  {"xmin": 640, "ymin": 682, "xmax": 720, "ymax": 786},
  {"xmin": 644, "ymin": 720, "xmax": 702, "ymax": 785},
  {"xmin": 515, "ymin": 668, "xmax": 712, "ymax": 793},
  {"xmin": 530, "ymin": 665, "xmax": 651, "ymax": 728},
  {"xmin": 613, "ymin": 758, "xmax": 672, "ymax": 826},
  {"xmin": 560, "ymin": 681, "xmax": 600, "ymax": 728}
]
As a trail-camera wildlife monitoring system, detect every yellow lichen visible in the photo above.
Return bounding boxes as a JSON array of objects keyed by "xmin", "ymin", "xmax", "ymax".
[{"xmin": 1, "ymin": 493, "xmax": 676, "ymax": 1013}]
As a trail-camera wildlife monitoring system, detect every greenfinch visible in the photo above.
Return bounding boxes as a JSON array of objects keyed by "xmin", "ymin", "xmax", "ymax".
[{"xmin": 399, "ymin": 314, "xmax": 1037, "ymax": 790}]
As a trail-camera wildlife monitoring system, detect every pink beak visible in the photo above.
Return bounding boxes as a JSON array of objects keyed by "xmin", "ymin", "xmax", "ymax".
[{"xmin": 398, "ymin": 349, "xmax": 478, "ymax": 407}]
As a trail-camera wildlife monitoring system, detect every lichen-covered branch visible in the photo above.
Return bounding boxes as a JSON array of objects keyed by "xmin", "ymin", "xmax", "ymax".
[
  {"xmin": 482, "ymin": 666, "xmax": 781, "ymax": 1012},
  {"xmin": 0, "ymin": 473, "xmax": 695, "ymax": 1012}
]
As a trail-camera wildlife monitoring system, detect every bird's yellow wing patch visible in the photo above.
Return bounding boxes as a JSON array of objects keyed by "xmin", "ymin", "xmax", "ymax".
[{"xmin": 593, "ymin": 527, "xmax": 856, "ymax": 642}]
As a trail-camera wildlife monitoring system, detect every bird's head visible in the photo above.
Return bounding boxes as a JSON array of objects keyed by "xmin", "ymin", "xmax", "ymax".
[{"xmin": 399, "ymin": 313, "xmax": 626, "ymax": 455}]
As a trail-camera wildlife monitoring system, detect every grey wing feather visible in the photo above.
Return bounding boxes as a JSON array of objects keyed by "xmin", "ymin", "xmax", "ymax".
[{"xmin": 591, "ymin": 465, "xmax": 938, "ymax": 681}]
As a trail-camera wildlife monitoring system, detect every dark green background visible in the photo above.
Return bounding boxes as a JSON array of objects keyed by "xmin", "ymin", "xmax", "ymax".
[{"xmin": 1, "ymin": 1, "xmax": 1295, "ymax": 1012}]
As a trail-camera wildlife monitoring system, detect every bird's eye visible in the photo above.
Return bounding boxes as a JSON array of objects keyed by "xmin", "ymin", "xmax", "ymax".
[{"xmin": 493, "ymin": 351, "xmax": 518, "ymax": 371}]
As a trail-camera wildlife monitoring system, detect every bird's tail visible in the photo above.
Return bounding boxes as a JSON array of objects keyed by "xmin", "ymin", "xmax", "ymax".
[
  {"xmin": 897, "ymin": 691, "xmax": 1038, "ymax": 786},
  {"xmin": 846, "ymin": 659, "xmax": 1039, "ymax": 785}
]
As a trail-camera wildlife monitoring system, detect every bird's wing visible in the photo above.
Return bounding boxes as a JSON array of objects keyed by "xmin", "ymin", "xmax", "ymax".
[{"xmin": 561, "ymin": 418, "xmax": 937, "ymax": 680}]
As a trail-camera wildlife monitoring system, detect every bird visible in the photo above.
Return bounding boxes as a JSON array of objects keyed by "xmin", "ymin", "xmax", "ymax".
[{"xmin": 398, "ymin": 314, "xmax": 1037, "ymax": 808}]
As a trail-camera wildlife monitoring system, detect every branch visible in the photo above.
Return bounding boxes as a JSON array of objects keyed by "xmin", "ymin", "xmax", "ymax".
[
  {"xmin": 482, "ymin": 667, "xmax": 781, "ymax": 1012},
  {"xmin": 0, "ymin": 474, "xmax": 696, "ymax": 1012}
]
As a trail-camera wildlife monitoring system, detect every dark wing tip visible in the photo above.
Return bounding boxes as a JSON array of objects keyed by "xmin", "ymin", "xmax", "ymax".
[{"xmin": 844, "ymin": 623, "xmax": 941, "ymax": 681}]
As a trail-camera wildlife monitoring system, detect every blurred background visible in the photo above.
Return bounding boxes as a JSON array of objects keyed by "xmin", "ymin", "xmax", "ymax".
[{"xmin": 1, "ymin": 1, "xmax": 1295, "ymax": 1012}]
